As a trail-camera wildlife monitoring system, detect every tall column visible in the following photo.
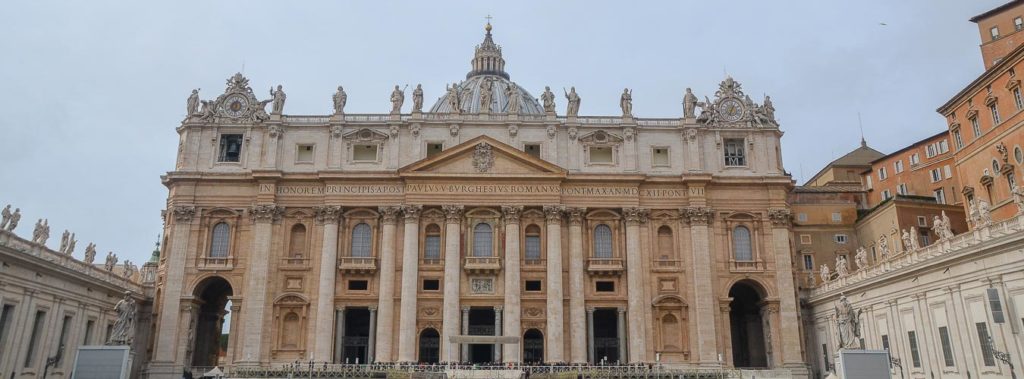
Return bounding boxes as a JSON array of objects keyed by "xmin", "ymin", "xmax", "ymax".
[
  {"xmin": 501, "ymin": 206, "xmax": 523, "ymax": 363},
  {"xmin": 336, "ymin": 306, "xmax": 347, "ymax": 363},
  {"xmin": 586, "ymin": 307, "xmax": 596, "ymax": 363},
  {"xmin": 623, "ymin": 207, "xmax": 649, "ymax": 363},
  {"xmin": 683, "ymin": 206, "xmax": 718, "ymax": 365},
  {"xmin": 397, "ymin": 205, "xmax": 422, "ymax": 362},
  {"xmin": 566, "ymin": 207, "xmax": 588, "ymax": 364},
  {"xmin": 152, "ymin": 206, "xmax": 194, "ymax": 370},
  {"xmin": 767, "ymin": 208, "xmax": 805, "ymax": 368},
  {"xmin": 441, "ymin": 205, "xmax": 464, "ymax": 362},
  {"xmin": 462, "ymin": 306, "xmax": 471, "ymax": 361},
  {"xmin": 542, "ymin": 205, "xmax": 565, "ymax": 362},
  {"xmin": 367, "ymin": 306, "xmax": 377, "ymax": 363},
  {"xmin": 240, "ymin": 204, "xmax": 283, "ymax": 365},
  {"xmin": 494, "ymin": 305, "xmax": 503, "ymax": 362},
  {"xmin": 374, "ymin": 206, "xmax": 401, "ymax": 362},
  {"xmin": 617, "ymin": 307, "xmax": 627, "ymax": 363},
  {"xmin": 313, "ymin": 205, "xmax": 342, "ymax": 361}
]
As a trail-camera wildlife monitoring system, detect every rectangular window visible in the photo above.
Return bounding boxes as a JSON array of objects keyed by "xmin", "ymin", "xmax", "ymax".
[
  {"xmin": 83, "ymin": 319, "xmax": 95, "ymax": 345},
  {"xmin": 798, "ymin": 213, "xmax": 808, "ymax": 222},
  {"xmin": 800, "ymin": 234, "xmax": 812, "ymax": 244},
  {"xmin": 878, "ymin": 167, "xmax": 888, "ymax": 180},
  {"xmin": 865, "ymin": 175, "xmax": 873, "ymax": 189},
  {"xmin": 24, "ymin": 310, "xmax": 46, "ymax": 367},
  {"xmin": 931, "ymin": 169, "xmax": 942, "ymax": 183},
  {"xmin": 991, "ymin": 26, "xmax": 1000, "ymax": 40},
  {"xmin": 217, "ymin": 134, "xmax": 243, "ymax": 162},
  {"xmin": 920, "ymin": 228, "xmax": 931, "ymax": 246},
  {"xmin": 977, "ymin": 322, "xmax": 995, "ymax": 366},
  {"xmin": 882, "ymin": 189, "xmax": 892, "ymax": 200},
  {"xmin": 834, "ymin": 234, "xmax": 848, "ymax": 244},
  {"xmin": 595, "ymin": 281, "xmax": 615, "ymax": 292},
  {"xmin": 589, "ymin": 146, "xmax": 614, "ymax": 164},
  {"xmin": 971, "ymin": 117, "xmax": 982, "ymax": 137},
  {"xmin": 422, "ymin": 279, "xmax": 440, "ymax": 291},
  {"xmin": 954, "ymin": 130, "xmax": 964, "ymax": 149},
  {"xmin": 426, "ymin": 143, "xmax": 444, "ymax": 158},
  {"xmin": 926, "ymin": 144, "xmax": 937, "ymax": 158},
  {"xmin": 803, "ymin": 254, "xmax": 813, "ymax": 270},
  {"xmin": 1015, "ymin": 88, "xmax": 1024, "ymax": 111},
  {"xmin": 938, "ymin": 326, "xmax": 955, "ymax": 367},
  {"xmin": 917, "ymin": 216, "xmax": 927, "ymax": 227},
  {"xmin": 348, "ymin": 280, "xmax": 368, "ymax": 291},
  {"xmin": 907, "ymin": 331, "xmax": 922, "ymax": 368},
  {"xmin": 724, "ymin": 138, "xmax": 746, "ymax": 166},
  {"xmin": 881, "ymin": 334, "xmax": 890, "ymax": 350},
  {"xmin": 424, "ymin": 234, "xmax": 441, "ymax": 260},
  {"xmin": 944, "ymin": 165, "xmax": 952, "ymax": 179},
  {"xmin": 652, "ymin": 147, "xmax": 669, "ymax": 166},
  {"xmin": 352, "ymin": 144, "xmax": 378, "ymax": 161},
  {"xmin": 295, "ymin": 144, "xmax": 314, "ymax": 163},
  {"xmin": 1016, "ymin": 17, "xmax": 1023, "ymax": 31},
  {"xmin": 934, "ymin": 188, "xmax": 946, "ymax": 204},
  {"xmin": 831, "ymin": 212, "xmax": 842, "ymax": 223},
  {"xmin": 524, "ymin": 143, "xmax": 541, "ymax": 158},
  {"xmin": 939, "ymin": 140, "xmax": 949, "ymax": 153},
  {"xmin": 990, "ymin": 104, "xmax": 1001, "ymax": 124},
  {"xmin": 525, "ymin": 280, "xmax": 542, "ymax": 292},
  {"xmin": 525, "ymin": 235, "xmax": 542, "ymax": 261},
  {"xmin": 821, "ymin": 344, "xmax": 830, "ymax": 371},
  {"xmin": 56, "ymin": 315, "xmax": 73, "ymax": 366},
  {"xmin": 0, "ymin": 304, "xmax": 13, "ymax": 359},
  {"xmin": 988, "ymin": 288, "xmax": 1005, "ymax": 323},
  {"xmin": 894, "ymin": 160, "xmax": 904, "ymax": 173},
  {"xmin": 897, "ymin": 183, "xmax": 908, "ymax": 195},
  {"xmin": 909, "ymin": 153, "xmax": 920, "ymax": 165}
]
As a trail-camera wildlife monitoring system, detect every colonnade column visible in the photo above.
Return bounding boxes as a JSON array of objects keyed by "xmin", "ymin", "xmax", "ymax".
[
  {"xmin": 152, "ymin": 206, "xmax": 194, "ymax": 368},
  {"xmin": 683, "ymin": 206, "xmax": 718, "ymax": 366},
  {"xmin": 441, "ymin": 205, "xmax": 465, "ymax": 362},
  {"xmin": 617, "ymin": 307, "xmax": 627, "ymax": 363},
  {"xmin": 240, "ymin": 204, "xmax": 283, "ymax": 365},
  {"xmin": 586, "ymin": 307, "xmax": 596, "ymax": 363},
  {"xmin": 767, "ymin": 208, "xmax": 804, "ymax": 367},
  {"xmin": 335, "ymin": 306, "xmax": 346, "ymax": 363},
  {"xmin": 367, "ymin": 306, "xmax": 377, "ymax": 363},
  {"xmin": 396, "ymin": 205, "xmax": 422, "ymax": 362},
  {"xmin": 462, "ymin": 306, "xmax": 471, "ymax": 360},
  {"xmin": 313, "ymin": 205, "xmax": 342, "ymax": 361},
  {"xmin": 494, "ymin": 305, "xmax": 503, "ymax": 362},
  {"xmin": 501, "ymin": 206, "xmax": 523, "ymax": 363},
  {"xmin": 623, "ymin": 207, "xmax": 649, "ymax": 363},
  {"xmin": 374, "ymin": 206, "xmax": 402, "ymax": 362},
  {"xmin": 566, "ymin": 207, "xmax": 588, "ymax": 364},
  {"xmin": 542, "ymin": 205, "xmax": 565, "ymax": 363}
]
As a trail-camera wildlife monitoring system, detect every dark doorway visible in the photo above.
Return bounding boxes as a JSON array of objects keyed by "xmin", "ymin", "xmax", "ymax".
[
  {"xmin": 343, "ymin": 308, "xmax": 370, "ymax": 364},
  {"xmin": 191, "ymin": 277, "xmax": 233, "ymax": 368},
  {"xmin": 729, "ymin": 282, "xmax": 768, "ymax": 368},
  {"xmin": 467, "ymin": 307, "xmax": 495, "ymax": 363},
  {"xmin": 593, "ymin": 308, "xmax": 620, "ymax": 363},
  {"xmin": 523, "ymin": 329, "xmax": 544, "ymax": 363},
  {"xmin": 418, "ymin": 328, "xmax": 440, "ymax": 363}
]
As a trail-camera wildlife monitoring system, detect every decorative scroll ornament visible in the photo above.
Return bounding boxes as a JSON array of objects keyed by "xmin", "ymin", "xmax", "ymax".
[
  {"xmin": 697, "ymin": 76, "xmax": 777, "ymax": 128},
  {"xmin": 767, "ymin": 208, "xmax": 792, "ymax": 227},
  {"xmin": 198, "ymin": 73, "xmax": 272, "ymax": 123},
  {"xmin": 250, "ymin": 204, "xmax": 284, "ymax": 223},
  {"xmin": 313, "ymin": 205, "xmax": 343, "ymax": 225},
  {"xmin": 472, "ymin": 143, "xmax": 494, "ymax": 173}
]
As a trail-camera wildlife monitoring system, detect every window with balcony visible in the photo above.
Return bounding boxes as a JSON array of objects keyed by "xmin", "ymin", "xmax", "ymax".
[
  {"xmin": 351, "ymin": 223, "xmax": 372, "ymax": 257},
  {"xmin": 593, "ymin": 224, "xmax": 613, "ymax": 258},
  {"xmin": 210, "ymin": 222, "xmax": 230, "ymax": 258},
  {"xmin": 218, "ymin": 134, "xmax": 243, "ymax": 163},
  {"xmin": 473, "ymin": 223, "xmax": 493, "ymax": 257},
  {"xmin": 524, "ymin": 224, "xmax": 542, "ymax": 264},
  {"xmin": 724, "ymin": 138, "xmax": 746, "ymax": 166},
  {"xmin": 424, "ymin": 224, "xmax": 441, "ymax": 264},
  {"xmin": 732, "ymin": 226, "xmax": 753, "ymax": 261}
]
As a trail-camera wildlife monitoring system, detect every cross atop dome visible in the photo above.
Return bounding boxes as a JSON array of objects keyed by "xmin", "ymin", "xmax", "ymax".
[{"xmin": 468, "ymin": 18, "xmax": 508, "ymax": 80}]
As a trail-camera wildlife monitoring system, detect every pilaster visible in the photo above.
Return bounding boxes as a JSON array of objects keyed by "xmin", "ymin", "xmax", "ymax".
[
  {"xmin": 542, "ymin": 205, "xmax": 565, "ymax": 362},
  {"xmin": 566, "ymin": 207, "xmax": 588, "ymax": 364},
  {"xmin": 312, "ymin": 205, "xmax": 343, "ymax": 361},
  {"xmin": 623, "ymin": 207, "xmax": 649, "ymax": 362},
  {"xmin": 683, "ymin": 206, "xmax": 718, "ymax": 365},
  {"xmin": 239, "ymin": 203, "xmax": 283, "ymax": 365},
  {"xmin": 374, "ymin": 206, "xmax": 401, "ymax": 362},
  {"xmin": 396, "ymin": 204, "xmax": 422, "ymax": 362},
  {"xmin": 500, "ymin": 205, "xmax": 522, "ymax": 362},
  {"xmin": 441, "ymin": 205, "xmax": 464, "ymax": 362}
]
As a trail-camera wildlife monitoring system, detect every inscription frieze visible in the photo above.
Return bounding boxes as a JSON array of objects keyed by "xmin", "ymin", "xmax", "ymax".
[{"xmin": 259, "ymin": 183, "xmax": 686, "ymax": 198}]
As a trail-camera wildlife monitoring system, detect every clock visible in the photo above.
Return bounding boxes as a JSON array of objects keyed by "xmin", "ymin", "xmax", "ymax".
[
  {"xmin": 221, "ymin": 94, "xmax": 250, "ymax": 118},
  {"xmin": 717, "ymin": 98, "xmax": 744, "ymax": 123}
]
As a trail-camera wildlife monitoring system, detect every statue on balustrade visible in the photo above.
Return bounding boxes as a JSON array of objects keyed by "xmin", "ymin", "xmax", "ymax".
[
  {"xmin": 854, "ymin": 247, "xmax": 867, "ymax": 271},
  {"xmin": 564, "ymin": 86, "xmax": 581, "ymax": 117},
  {"xmin": 505, "ymin": 82, "xmax": 521, "ymax": 114},
  {"xmin": 59, "ymin": 230, "xmax": 70, "ymax": 253},
  {"xmin": 1, "ymin": 207, "xmax": 19, "ymax": 232},
  {"xmin": 1012, "ymin": 184, "xmax": 1024, "ymax": 215},
  {"xmin": 333, "ymin": 86, "xmax": 347, "ymax": 115},
  {"xmin": 683, "ymin": 88, "xmax": 698, "ymax": 118},
  {"xmin": 900, "ymin": 229, "xmax": 913, "ymax": 253},
  {"xmin": 541, "ymin": 86, "xmax": 556, "ymax": 114},
  {"xmin": 65, "ymin": 233, "xmax": 76, "ymax": 255},
  {"xmin": 84, "ymin": 243, "xmax": 97, "ymax": 264},
  {"xmin": 820, "ymin": 264, "xmax": 831, "ymax": 283},
  {"xmin": 877, "ymin": 234, "xmax": 890, "ymax": 259},
  {"xmin": 909, "ymin": 227, "xmax": 920, "ymax": 250},
  {"xmin": 977, "ymin": 200, "xmax": 993, "ymax": 226},
  {"xmin": 270, "ymin": 85, "xmax": 286, "ymax": 115},
  {"xmin": 186, "ymin": 89, "xmax": 200, "ymax": 116},
  {"xmin": 32, "ymin": 219, "xmax": 49, "ymax": 245},
  {"xmin": 620, "ymin": 88, "xmax": 632, "ymax": 117},
  {"xmin": 412, "ymin": 84, "xmax": 424, "ymax": 113},
  {"xmin": 0, "ymin": 205, "xmax": 11, "ymax": 230},
  {"xmin": 104, "ymin": 251, "xmax": 118, "ymax": 271},
  {"xmin": 835, "ymin": 256, "xmax": 849, "ymax": 278}
]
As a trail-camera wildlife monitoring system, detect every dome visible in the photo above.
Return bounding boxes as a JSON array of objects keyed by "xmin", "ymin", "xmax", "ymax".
[{"xmin": 428, "ymin": 23, "xmax": 545, "ymax": 115}]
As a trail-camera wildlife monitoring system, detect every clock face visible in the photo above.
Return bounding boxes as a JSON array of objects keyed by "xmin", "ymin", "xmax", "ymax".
[
  {"xmin": 717, "ymin": 98, "xmax": 744, "ymax": 122},
  {"xmin": 222, "ymin": 94, "xmax": 250, "ymax": 118}
]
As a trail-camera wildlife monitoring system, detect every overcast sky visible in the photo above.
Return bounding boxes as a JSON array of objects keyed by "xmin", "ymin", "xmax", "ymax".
[{"xmin": 0, "ymin": 0, "xmax": 1005, "ymax": 263}]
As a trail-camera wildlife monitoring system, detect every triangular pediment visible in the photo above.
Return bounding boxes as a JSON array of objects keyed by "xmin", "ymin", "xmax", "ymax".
[{"xmin": 399, "ymin": 135, "xmax": 566, "ymax": 178}]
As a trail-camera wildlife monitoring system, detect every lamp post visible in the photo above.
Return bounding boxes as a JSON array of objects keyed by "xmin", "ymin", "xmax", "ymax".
[{"xmin": 987, "ymin": 336, "xmax": 1018, "ymax": 379}]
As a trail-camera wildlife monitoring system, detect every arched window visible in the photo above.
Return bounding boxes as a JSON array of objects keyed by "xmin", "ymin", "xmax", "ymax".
[
  {"xmin": 473, "ymin": 223, "xmax": 493, "ymax": 257},
  {"xmin": 351, "ymin": 223, "xmax": 372, "ymax": 257},
  {"xmin": 524, "ymin": 225, "xmax": 542, "ymax": 262},
  {"xmin": 657, "ymin": 226, "xmax": 673, "ymax": 260},
  {"xmin": 209, "ymin": 222, "xmax": 230, "ymax": 258},
  {"xmin": 424, "ymin": 224, "xmax": 441, "ymax": 260},
  {"xmin": 289, "ymin": 224, "xmax": 306, "ymax": 258},
  {"xmin": 593, "ymin": 224, "xmax": 613, "ymax": 258},
  {"xmin": 733, "ymin": 226, "xmax": 753, "ymax": 261}
]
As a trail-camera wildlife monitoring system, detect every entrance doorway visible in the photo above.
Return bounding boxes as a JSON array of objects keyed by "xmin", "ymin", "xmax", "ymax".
[
  {"xmin": 467, "ymin": 307, "xmax": 495, "ymax": 363},
  {"xmin": 523, "ymin": 329, "xmax": 544, "ymax": 362},
  {"xmin": 191, "ymin": 276, "xmax": 233, "ymax": 368},
  {"xmin": 418, "ymin": 328, "xmax": 440, "ymax": 363},
  {"xmin": 592, "ymin": 308, "xmax": 620, "ymax": 363},
  {"xmin": 729, "ymin": 282, "xmax": 768, "ymax": 368},
  {"xmin": 342, "ymin": 308, "xmax": 370, "ymax": 364}
]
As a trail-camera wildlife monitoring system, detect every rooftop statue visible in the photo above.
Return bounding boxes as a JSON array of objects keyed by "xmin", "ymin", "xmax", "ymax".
[
  {"xmin": 4, "ymin": 208, "xmax": 20, "ymax": 232},
  {"xmin": 32, "ymin": 219, "xmax": 49, "ymax": 245},
  {"xmin": 479, "ymin": 79, "xmax": 493, "ymax": 113},
  {"xmin": 333, "ymin": 86, "xmax": 347, "ymax": 115},
  {"xmin": 878, "ymin": 234, "xmax": 890, "ymax": 259},
  {"xmin": 0, "ymin": 205, "xmax": 12, "ymax": 230},
  {"xmin": 104, "ymin": 251, "xmax": 118, "ymax": 272},
  {"xmin": 66, "ymin": 233, "xmax": 77, "ymax": 255},
  {"xmin": 900, "ymin": 229, "xmax": 913, "ymax": 253},
  {"xmin": 446, "ymin": 83, "xmax": 461, "ymax": 114},
  {"xmin": 620, "ymin": 88, "xmax": 633, "ymax": 117},
  {"xmin": 506, "ymin": 82, "xmax": 521, "ymax": 114},
  {"xmin": 854, "ymin": 247, "xmax": 867, "ymax": 271},
  {"xmin": 683, "ymin": 88, "xmax": 697, "ymax": 118},
  {"xmin": 270, "ymin": 85, "xmax": 286, "ymax": 115},
  {"xmin": 564, "ymin": 86, "xmax": 581, "ymax": 117},
  {"xmin": 835, "ymin": 255, "xmax": 849, "ymax": 278},
  {"xmin": 390, "ymin": 85, "xmax": 405, "ymax": 114},
  {"xmin": 820, "ymin": 264, "xmax": 831, "ymax": 283},
  {"xmin": 412, "ymin": 84, "xmax": 424, "ymax": 113},
  {"xmin": 84, "ymin": 242, "xmax": 97, "ymax": 264},
  {"xmin": 977, "ymin": 200, "xmax": 993, "ymax": 226},
  {"xmin": 186, "ymin": 89, "xmax": 200, "ymax": 116},
  {"xmin": 59, "ymin": 229, "xmax": 70, "ymax": 253},
  {"xmin": 541, "ymin": 86, "xmax": 556, "ymax": 114},
  {"xmin": 909, "ymin": 227, "xmax": 920, "ymax": 250}
]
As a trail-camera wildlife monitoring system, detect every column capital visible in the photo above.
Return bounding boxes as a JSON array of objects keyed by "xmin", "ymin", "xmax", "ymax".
[
  {"xmin": 586, "ymin": 307, "xmax": 596, "ymax": 314},
  {"xmin": 617, "ymin": 307, "xmax": 626, "ymax": 315},
  {"xmin": 314, "ymin": 205, "xmax": 343, "ymax": 225},
  {"xmin": 681, "ymin": 206, "xmax": 713, "ymax": 225},
  {"xmin": 170, "ymin": 205, "xmax": 196, "ymax": 224},
  {"xmin": 494, "ymin": 305, "xmax": 504, "ymax": 312},
  {"xmin": 379, "ymin": 205, "xmax": 402, "ymax": 225},
  {"xmin": 622, "ymin": 207, "xmax": 650, "ymax": 226},
  {"xmin": 543, "ymin": 205, "xmax": 565, "ymax": 225},
  {"xmin": 565, "ymin": 207, "xmax": 586, "ymax": 226},
  {"xmin": 250, "ymin": 204, "xmax": 284, "ymax": 224},
  {"xmin": 337, "ymin": 305, "xmax": 347, "ymax": 312},
  {"xmin": 767, "ymin": 208, "xmax": 792, "ymax": 227},
  {"xmin": 368, "ymin": 305, "xmax": 377, "ymax": 312},
  {"xmin": 462, "ymin": 306, "xmax": 471, "ymax": 312},
  {"xmin": 402, "ymin": 204, "xmax": 423, "ymax": 223},
  {"xmin": 442, "ymin": 205, "xmax": 464, "ymax": 223},
  {"xmin": 501, "ymin": 205, "xmax": 523, "ymax": 224}
]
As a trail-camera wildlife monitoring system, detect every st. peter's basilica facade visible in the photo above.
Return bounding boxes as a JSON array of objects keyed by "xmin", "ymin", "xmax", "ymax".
[{"xmin": 147, "ymin": 23, "xmax": 807, "ymax": 378}]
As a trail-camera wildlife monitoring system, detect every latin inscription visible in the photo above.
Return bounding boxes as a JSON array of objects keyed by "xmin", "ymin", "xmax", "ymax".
[{"xmin": 266, "ymin": 184, "xmax": 685, "ymax": 198}]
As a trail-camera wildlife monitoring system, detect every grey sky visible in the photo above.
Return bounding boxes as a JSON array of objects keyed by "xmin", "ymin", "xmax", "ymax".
[{"xmin": 0, "ymin": 0, "xmax": 1004, "ymax": 264}]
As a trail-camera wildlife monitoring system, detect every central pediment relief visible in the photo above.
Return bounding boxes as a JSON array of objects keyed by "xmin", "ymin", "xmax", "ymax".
[{"xmin": 399, "ymin": 135, "xmax": 566, "ymax": 178}]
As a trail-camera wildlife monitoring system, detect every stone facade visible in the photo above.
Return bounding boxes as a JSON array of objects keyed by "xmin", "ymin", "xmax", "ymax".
[{"xmin": 147, "ymin": 24, "xmax": 807, "ymax": 378}]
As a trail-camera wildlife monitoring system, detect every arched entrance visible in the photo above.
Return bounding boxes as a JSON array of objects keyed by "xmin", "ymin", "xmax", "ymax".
[
  {"xmin": 729, "ymin": 281, "xmax": 768, "ymax": 368},
  {"xmin": 522, "ymin": 329, "xmax": 544, "ymax": 362},
  {"xmin": 418, "ymin": 328, "xmax": 440, "ymax": 363},
  {"xmin": 191, "ymin": 276, "xmax": 233, "ymax": 368}
]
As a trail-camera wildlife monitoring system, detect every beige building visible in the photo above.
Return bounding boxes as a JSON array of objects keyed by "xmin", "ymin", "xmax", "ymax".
[{"xmin": 147, "ymin": 24, "xmax": 808, "ymax": 378}]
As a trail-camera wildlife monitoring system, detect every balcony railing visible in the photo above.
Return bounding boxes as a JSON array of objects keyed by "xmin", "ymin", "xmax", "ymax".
[
  {"xmin": 522, "ymin": 258, "xmax": 546, "ymax": 269},
  {"xmin": 280, "ymin": 256, "xmax": 310, "ymax": 270},
  {"xmin": 420, "ymin": 257, "xmax": 443, "ymax": 267},
  {"xmin": 586, "ymin": 257, "xmax": 624, "ymax": 275},
  {"xmin": 729, "ymin": 259, "xmax": 766, "ymax": 272},
  {"xmin": 653, "ymin": 259, "xmax": 682, "ymax": 272},
  {"xmin": 464, "ymin": 256, "xmax": 501, "ymax": 274},
  {"xmin": 338, "ymin": 257, "xmax": 378, "ymax": 274},
  {"xmin": 198, "ymin": 256, "xmax": 233, "ymax": 270}
]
